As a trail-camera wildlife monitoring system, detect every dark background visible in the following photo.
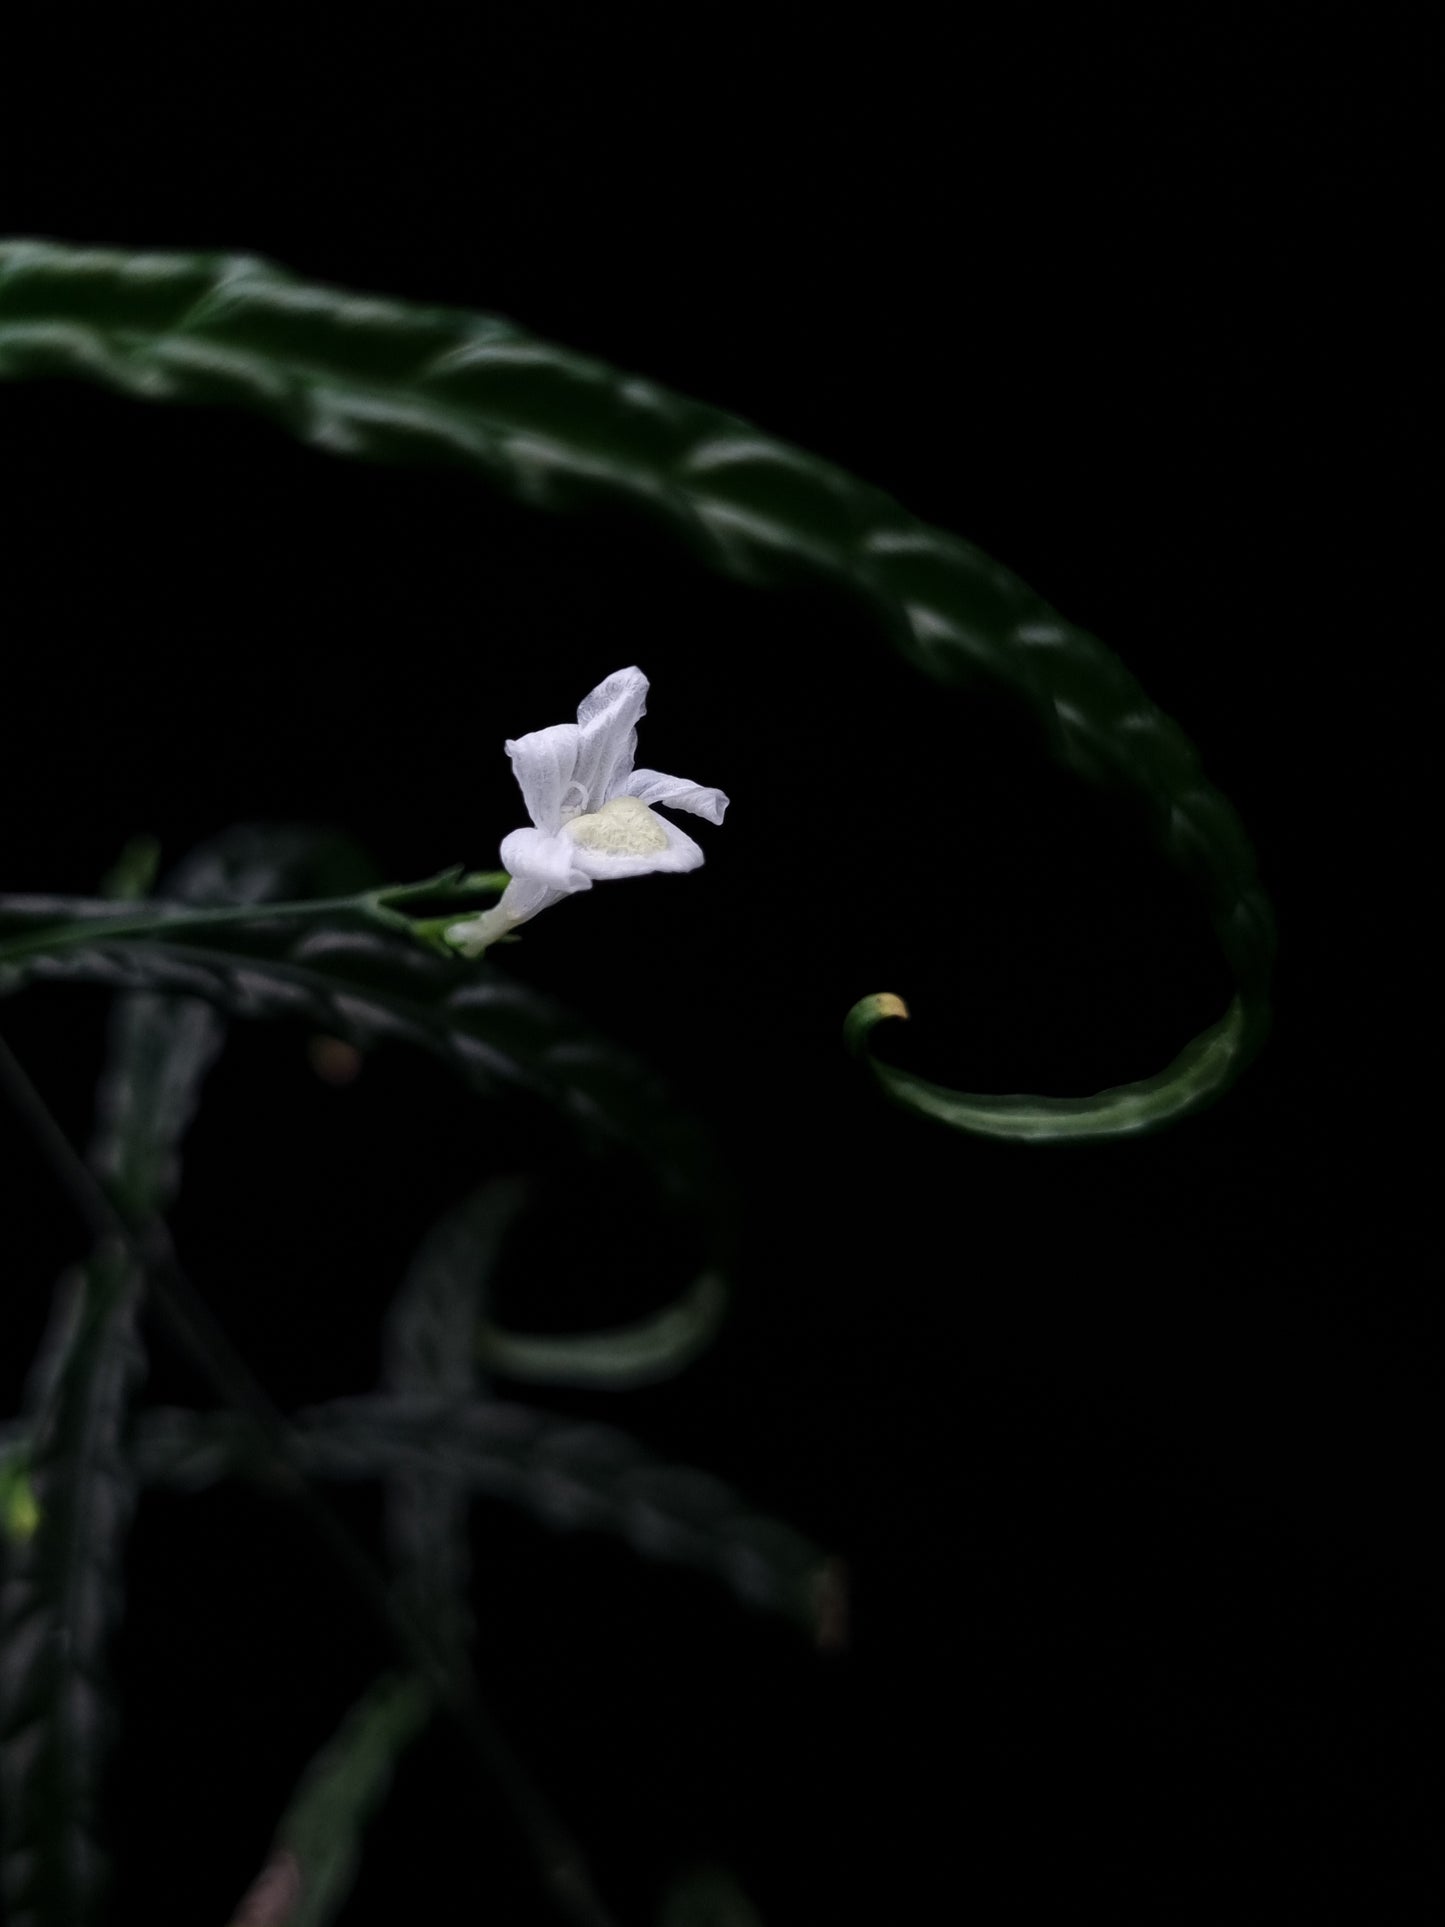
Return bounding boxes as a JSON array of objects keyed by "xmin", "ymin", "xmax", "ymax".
[{"xmin": 0, "ymin": 7, "xmax": 1429, "ymax": 1923}]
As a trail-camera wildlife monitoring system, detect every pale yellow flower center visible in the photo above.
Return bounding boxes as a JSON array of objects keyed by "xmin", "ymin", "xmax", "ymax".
[{"xmin": 562, "ymin": 794, "xmax": 669, "ymax": 856}]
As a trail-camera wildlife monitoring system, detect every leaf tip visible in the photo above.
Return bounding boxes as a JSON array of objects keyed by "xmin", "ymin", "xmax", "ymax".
[{"xmin": 843, "ymin": 991, "xmax": 910, "ymax": 1057}]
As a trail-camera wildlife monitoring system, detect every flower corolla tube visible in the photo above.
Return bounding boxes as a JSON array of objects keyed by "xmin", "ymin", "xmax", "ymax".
[{"xmin": 446, "ymin": 666, "xmax": 728, "ymax": 955}]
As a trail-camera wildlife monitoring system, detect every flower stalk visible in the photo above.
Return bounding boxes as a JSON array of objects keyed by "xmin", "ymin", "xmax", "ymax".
[{"xmin": 0, "ymin": 869, "xmax": 510, "ymax": 969}]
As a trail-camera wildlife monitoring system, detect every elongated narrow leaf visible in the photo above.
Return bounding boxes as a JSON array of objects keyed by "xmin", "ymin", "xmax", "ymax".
[
  {"xmin": 843, "ymin": 991, "xmax": 1255, "ymax": 1143},
  {"xmin": 0, "ymin": 241, "xmax": 1275, "ymax": 1139},
  {"xmin": 226, "ymin": 1672, "xmax": 430, "ymax": 1927},
  {"xmin": 0, "ymin": 826, "xmax": 380, "ymax": 1927},
  {"xmin": 0, "ymin": 1255, "xmax": 143, "ymax": 1927},
  {"xmin": 132, "ymin": 1399, "xmax": 838, "ymax": 1641},
  {"xmin": 380, "ymin": 1179, "xmax": 529, "ymax": 1652}
]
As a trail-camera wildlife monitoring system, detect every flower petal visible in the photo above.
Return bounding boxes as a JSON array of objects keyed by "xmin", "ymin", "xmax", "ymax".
[
  {"xmin": 564, "ymin": 815, "xmax": 705, "ymax": 880},
  {"xmin": 619, "ymin": 767, "xmax": 730, "ymax": 824},
  {"xmin": 505, "ymin": 724, "xmax": 583, "ymax": 833},
  {"xmin": 499, "ymin": 826, "xmax": 593, "ymax": 895},
  {"xmin": 572, "ymin": 666, "xmax": 649, "ymax": 809}
]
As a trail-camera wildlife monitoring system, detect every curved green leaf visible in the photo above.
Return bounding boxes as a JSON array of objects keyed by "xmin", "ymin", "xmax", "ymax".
[
  {"xmin": 0, "ymin": 240, "xmax": 1275, "ymax": 1141},
  {"xmin": 130, "ymin": 1398, "xmax": 836, "ymax": 1641},
  {"xmin": 0, "ymin": 1254, "xmax": 141, "ymax": 1927},
  {"xmin": 844, "ymin": 991, "xmax": 1255, "ymax": 1143},
  {"xmin": 83, "ymin": 827, "xmax": 375, "ymax": 1217},
  {"xmin": 475, "ymin": 1269, "xmax": 728, "ymax": 1390}
]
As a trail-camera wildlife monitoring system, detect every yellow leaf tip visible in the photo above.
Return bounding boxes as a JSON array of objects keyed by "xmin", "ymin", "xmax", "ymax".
[{"xmin": 843, "ymin": 990, "xmax": 911, "ymax": 1057}]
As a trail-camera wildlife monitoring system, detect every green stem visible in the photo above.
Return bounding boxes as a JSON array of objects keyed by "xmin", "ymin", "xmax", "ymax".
[{"xmin": 0, "ymin": 870, "xmax": 509, "ymax": 968}]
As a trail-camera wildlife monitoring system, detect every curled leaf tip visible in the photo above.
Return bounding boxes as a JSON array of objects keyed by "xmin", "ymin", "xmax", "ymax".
[{"xmin": 843, "ymin": 991, "xmax": 910, "ymax": 1057}]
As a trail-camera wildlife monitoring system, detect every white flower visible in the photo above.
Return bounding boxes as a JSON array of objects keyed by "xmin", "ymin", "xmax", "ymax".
[{"xmin": 446, "ymin": 666, "xmax": 729, "ymax": 955}]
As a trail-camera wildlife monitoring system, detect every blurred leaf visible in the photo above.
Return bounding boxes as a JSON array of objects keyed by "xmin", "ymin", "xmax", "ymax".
[
  {"xmin": 0, "ymin": 1449, "xmax": 40, "ymax": 1546},
  {"xmin": 99, "ymin": 834, "xmax": 161, "ymax": 904},
  {"xmin": 86, "ymin": 826, "xmax": 380, "ymax": 1222},
  {"xmin": 476, "ymin": 1269, "xmax": 727, "ymax": 1390},
  {"xmin": 0, "ymin": 826, "xmax": 378, "ymax": 1927},
  {"xmin": 380, "ymin": 1179, "xmax": 529, "ymax": 1654},
  {"xmin": 0, "ymin": 1255, "xmax": 142, "ymax": 1927},
  {"xmin": 0, "ymin": 240, "xmax": 1275, "ymax": 1139},
  {"xmin": 226, "ymin": 1672, "xmax": 431, "ymax": 1927},
  {"xmin": 132, "ymin": 1398, "xmax": 836, "ymax": 1641}
]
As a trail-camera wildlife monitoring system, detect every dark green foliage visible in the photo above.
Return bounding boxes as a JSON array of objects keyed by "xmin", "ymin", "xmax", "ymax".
[
  {"xmin": 0, "ymin": 1252, "xmax": 144, "ymax": 1927},
  {"xmin": 0, "ymin": 230, "xmax": 1284, "ymax": 1918},
  {"xmin": 379, "ymin": 1181, "xmax": 528, "ymax": 1657},
  {"xmin": 0, "ymin": 823, "xmax": 818, "ymax": 1922},
  {"xmin": 0, "ymin": 912, "xmax": 718, "ymax": 1213},
  {"xmin": 128, "ymin": 1395, "xmax": 833, "ymax": 1639},
  {"xmin": 0, "ymin": 827, "xmax": 384, "ymax": 1927},
  {"xmin": 0, "ymin": 240, "xmax": 1274, "ymax": 1139},
  {"xmin": 843, "ymin": 990, "xmax": 1255, "ymax": 1141}
]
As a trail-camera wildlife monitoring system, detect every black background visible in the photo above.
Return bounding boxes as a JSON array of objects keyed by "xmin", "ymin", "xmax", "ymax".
[{"xmin": 0, "ymin": 7, "xmax": 1429, "ymax": 1924}]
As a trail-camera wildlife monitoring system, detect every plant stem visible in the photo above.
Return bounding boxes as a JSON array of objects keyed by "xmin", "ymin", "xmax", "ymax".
[{"xmin": 0, "ymin": 871, "xmax": 509, "ymax": 969}]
